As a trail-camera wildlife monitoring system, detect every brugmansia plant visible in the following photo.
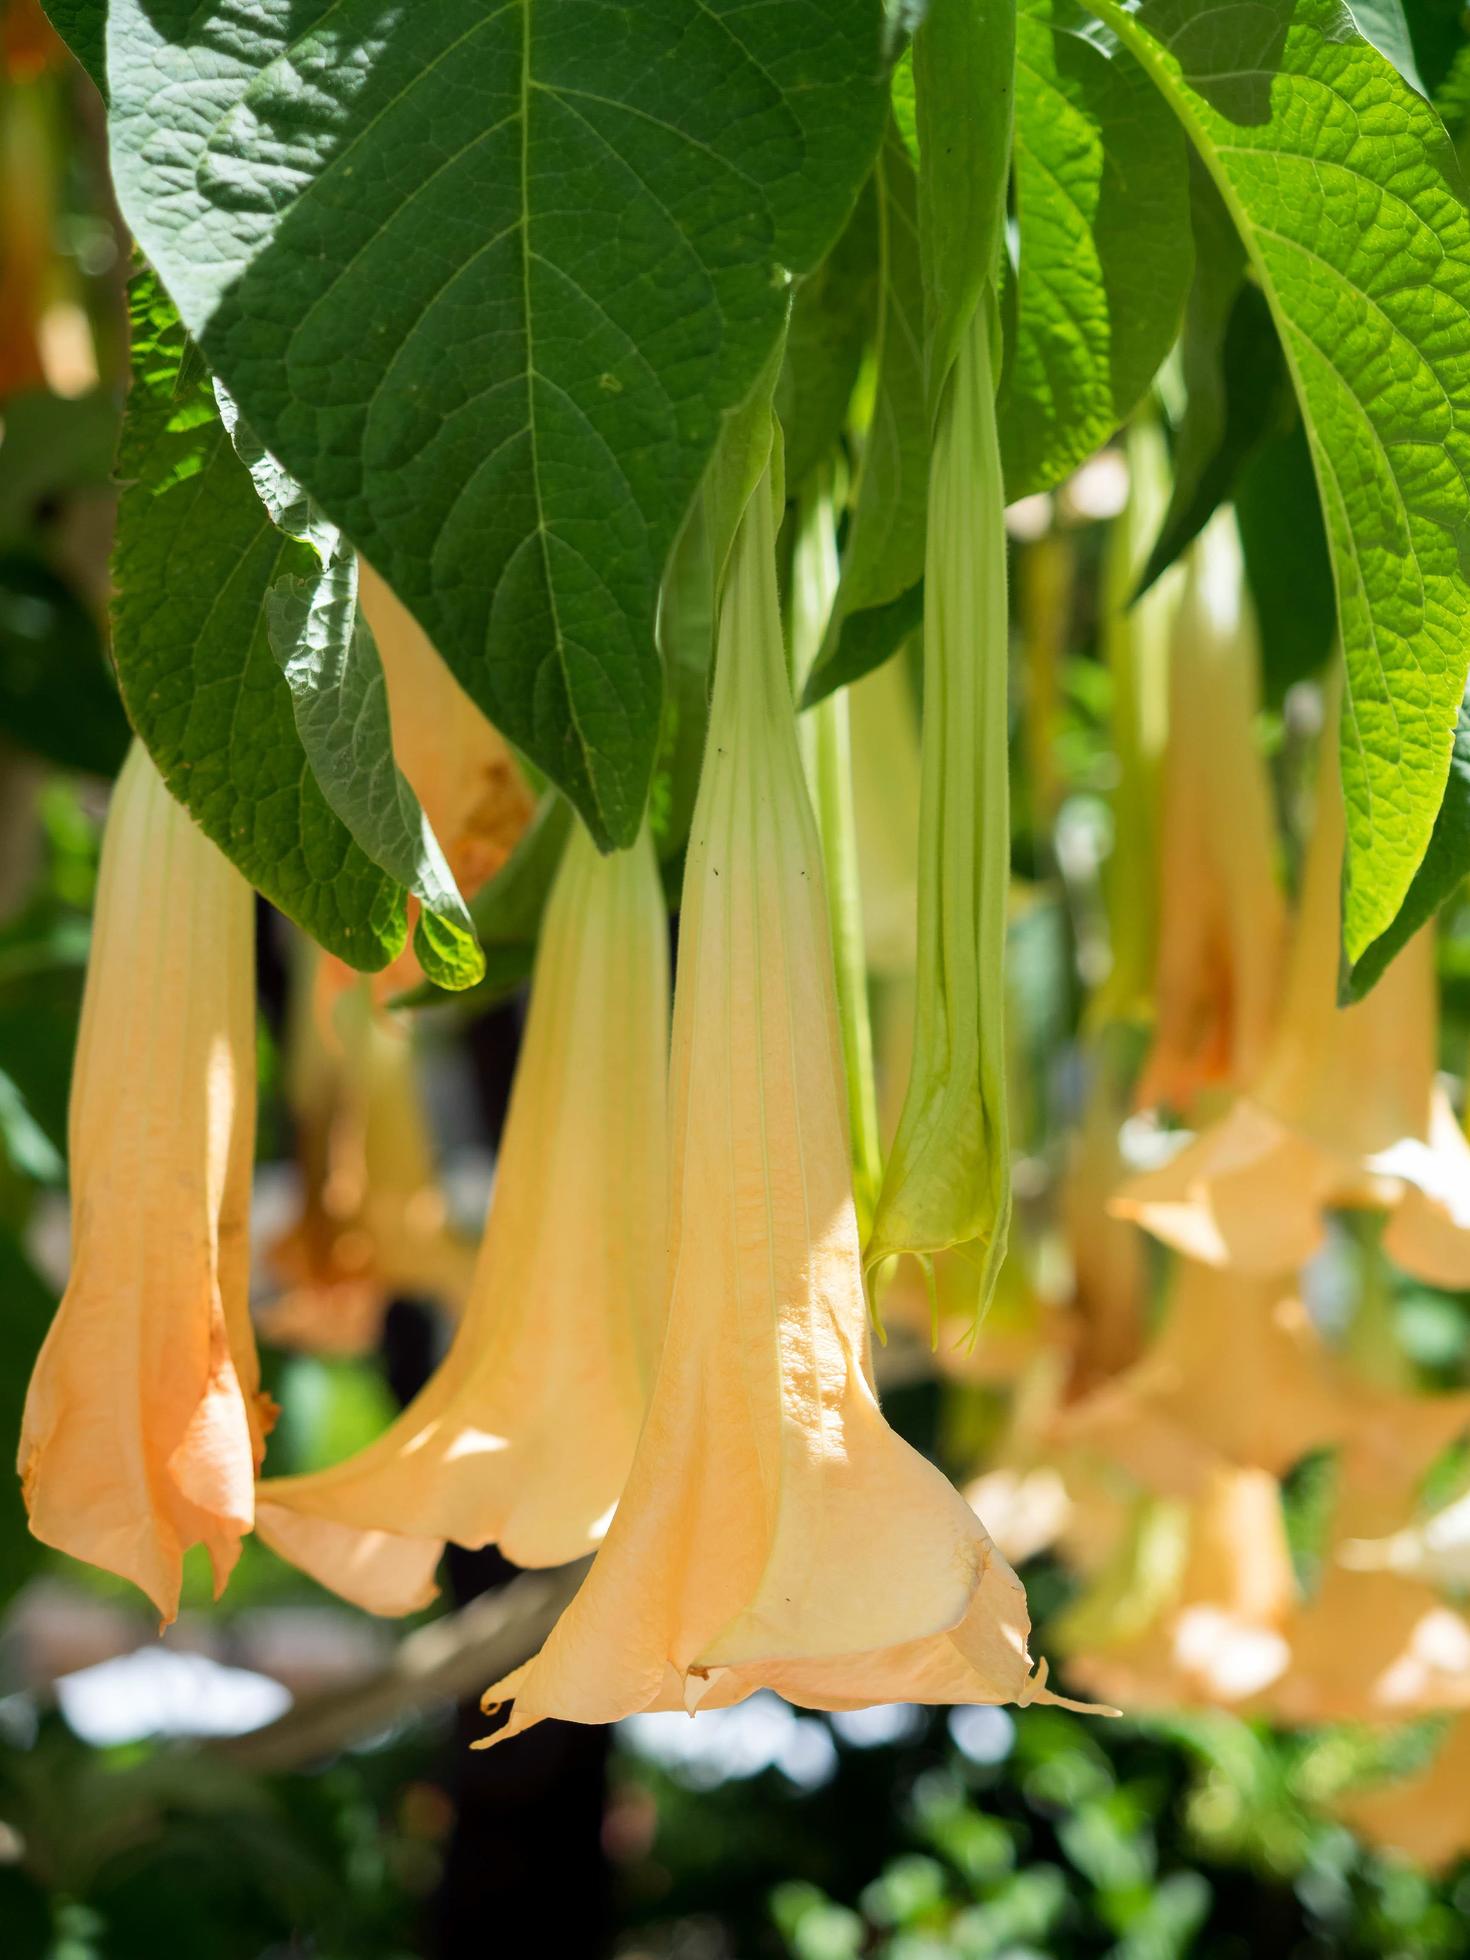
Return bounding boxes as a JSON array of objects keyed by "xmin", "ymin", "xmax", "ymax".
[{"xmin": 20, "ymin": 0, "xmax": 1470, "ymax": 1824}]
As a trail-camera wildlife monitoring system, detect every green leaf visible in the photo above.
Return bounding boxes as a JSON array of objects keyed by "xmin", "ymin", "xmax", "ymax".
[
  {"xmin": 776, "ymin": 179, "xmax": 880, "ymax": 496},
  {"xmin": 107, "ymin": 0, "xmax": 892, "ymax": 849},
  {"xmin": 218, "ymin": 396, "xmax": 483, "ymax": 989},
  {"xmin": 1136, "ymin": 169, "xmax": 1292, "ymax": 594},
  {"xmin": 1083, "ymin": 0, "xmax": 1470, "ymax": 960},
  {"xmin": 1348, "ymin": 0, "xmax": 1426, "ymax": 94},
  {"xmin": 914, "ymin": 0, "xmax": 1016, "ymax": 418},
  {"xmin": 998, "ymin": 0, "xmax": 1192, "ymax": 500},
  {"xmin": 401, "ymin": 793, "xmax": 573, "ymax": 1011},
  {"xmin": 1235, "ymin": 417, "xmax": 1337, "ymax": 703},
  {"xmin": 652, "ymin": 493, "xmax": 715, "ymax": 864},
  {"xmin": 803, "ymin": 127, "xmax": 927, "ymax": 703},
  {"xmin": 39, "ymin": 1, "xmax": 106, "ymax": 94},
  {"xmin": 114, "ymin": 276, "xmax": 405, "ymax": 970},
  {"xmin": 1345, "ymin": 689, "xmax": 1470, "ymax": 999}
]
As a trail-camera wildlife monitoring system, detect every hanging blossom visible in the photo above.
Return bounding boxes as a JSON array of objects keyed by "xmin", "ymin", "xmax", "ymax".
[
  {"xmin": 359, "ymin": 561, "xmax": 535, "ymax": 903},
  {"xmin": 1115, "ymin": 710, "xmax": 1470, "ymax": 1286},
  {"xmin": 1055, "ymin": 1259, "xmax": 1349, "ymax": 1496},
  {"xmin": 1133, "ymin": 509, "xmax": 1284, "ymax": 1116},
  {"xmin": 1336, "ymin": 1719, "xmax": 1470, "ymax": 1873},
  {"xmin": 18, "ymin": 744, "xmax": 271, "ymax": 1623},
  {"xmin": 1341, "ymin": 1480, "xmax": 1470, "ymax": 1591},
  {"xmin": 478, "ymin": 444, "xmax": 1097, "ymax": 1746},
  {"xmin": 255, "ymin": 821, "xmax": 669, "ymax": 1613},
  {"xmin": 1055, "ymin": 1466, "xmax": 1297, "ymax": 1713},
  {"xmin": 1257, "ymin": 1378, "xmax": 1470, "ymax": 1726},
  {"xmin": 258, "ymin": 955, "xmax": 477, "ymax": 1356}
]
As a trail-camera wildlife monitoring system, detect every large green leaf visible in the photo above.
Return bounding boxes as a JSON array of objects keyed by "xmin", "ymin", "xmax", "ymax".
[
  {"xmin": 998, "ymin": 0, "xmax": 1192, "ymax": 499},
  {"xmin": 1136, "ymin": 168, "xmax": 1291, "ymax": 594},
  {"xmin": 220, "ymin": 394, "xmax": 483, "ymax": 988},
  {"xmin": 803, "ymin": 126, "xmax": 927, "ymax": 704},
  {"xmin": 106, "ymin": 0, "xmax": 891, "ymax": 849},
  {"xmin": 39, "ymin": 1, "xmax": 105, "ymax": 92},
  {"xmin": 1235, "ymin": 417, "xmax": 1338, "ymax": 703},
  {"xmin": 1345, "ymin": 688, "xmax": 1470, "ymax": 999},
  {"xmin": 776, "ymin": 180, "xmax": 880, "ymax": 496},
  {"xmin": 1084, "ymin": 0, "xmax": 1470, "ymax": 961},
  {"xmin": 114, "ymin": 279, "xmax": 403, "ymax": 969}
]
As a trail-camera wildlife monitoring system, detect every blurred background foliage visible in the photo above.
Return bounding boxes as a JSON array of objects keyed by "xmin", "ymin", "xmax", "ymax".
[{"xmin": 6, "ymin": 2, "xmax": 1470, "ymax": 1955}]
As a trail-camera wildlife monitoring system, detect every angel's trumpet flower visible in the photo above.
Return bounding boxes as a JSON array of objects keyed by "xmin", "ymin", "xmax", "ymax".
[
  {"xmin": 18, "ymin": 744, "xmax": 269, "ymax": 1622},
  {"xmin": 1116, "ymin": 715, "xmax": 1470, "ymax": 1284},
  {"xmin": 254, "ymin": 821, "xmax": 669, "ymax": 1613},
  {"xmin": 479, "ymin": 450, "xmax": 1085, "ymax": 1747},
  {"xmin": 1134, "ymin": 512, "xmax": 1284, "ymax": 1114},
  {"xmin": 1341, "ymin": 1482, "xmax": 1470, "ymax": 1591},
  {"xmin": 259, "ymin": 958, "xmax": 476, "ymax": 1354},
  {"xmin": 1060, "ymin": 1466, "xmax": 1294, "ymax": 1712},
  {"xmin": 1057, "ymin": 1260, "xmax": 1347, "ymax": 1497},
  {"xmin": 1260, "ymin": 1383, "xmax": 1470, "ymax": 1725},
  {"xmin": 358, "ymin": 563, "xmax": 534, "ymax": 902},
  {"xmin": 1336, "ymin": 1718, "xmax": 1470, "ymax": 1872}
]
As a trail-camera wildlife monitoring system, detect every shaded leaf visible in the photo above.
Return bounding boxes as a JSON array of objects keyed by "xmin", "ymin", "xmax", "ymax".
[
  {"xmin": 776, "ymin": 180, "xmax": 880, "ymax": 496},
  {"xmin": 107, "ymin": 0, "xmax": 892, "ymax": 848},
  {"xmin": 114, "ymin": 277, "xmax": 404, "ymax": 969},
  {"xmin": 1235, "ymin": 418, "xmax": 1337, "ymax": 704},
  {"xmin": 804, "ymin": 127, "xmax": 926, "ymax": 703},
  {"xmin": 1137, "ymin": 168, "xmax": 1292, "ymax": 593}
]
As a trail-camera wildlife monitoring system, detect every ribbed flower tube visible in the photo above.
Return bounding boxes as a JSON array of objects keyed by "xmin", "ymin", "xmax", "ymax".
[
  {"xmin": 479, "ymin": 447, "xmax": 1085, "ymax": 1745},
  {"xmin": 255, "ymin": 819, "xmax": 669, "ymax": 1612},
  {"xmin": 19, "ymin": 742, "xmax": 266, "ymax": 1623}
]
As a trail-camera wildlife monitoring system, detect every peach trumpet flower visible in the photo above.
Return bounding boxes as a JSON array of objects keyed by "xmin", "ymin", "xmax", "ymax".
[
  {"xmin": 18, "ymin": 743, "xmax": 270, "ymax": 1623},
  {"xmin": 1056, "ymin": 1259, "xmax": 1348, "ymax": 1498},
  {"xmin": 259, "ymin": 955, "xmax": 476, "ymax": 1355},
  {"xmin": 1133, "ymin": 510, "xmax": 1284, "ymax": 1115},
  {"xmin": 1059, "ymin": 1466, "xmax": 1296, "ymax": 1713},
  {"xmin": 480, "ymin": 449, "xmax": 1090, "ymax": 1746},
  {"xmin": 254, "ymin": 819, "xmax": 669, "ymax": 1612},
  {"xmin": 1115, "ymin": 719, "xmax": 1470, "ymax": 1285},
  {"xmin": 1336, "ymin": 1718, "xmax": 1470, "ymax": 1872},
  {"xmin": 359, "ymin": 562, "xmax": 534, "ymax": 903},
  {"xmin": 1340, "ymin": 1481, "xmax": 1470, "ymax": 1592},
  {"xmin": 1258, "ymin": 1382, "xmax": 1470, "ymax": 1726}
]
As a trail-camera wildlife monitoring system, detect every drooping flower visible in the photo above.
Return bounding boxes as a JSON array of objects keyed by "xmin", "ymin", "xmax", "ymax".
[
  {"xmin": 1336, "ymin": 1719, "xmax": 1470, "ymax": 1872},
  {"xmin": 1056, "ymin": 1259, "xmax": 1348, "ymax": 1496},
  {"xmin": 258, "ymin": 953, "xmax": 477, "ymax": 1354},
  {"xmin": 1133, "ymin": 511, "xmax": 1284, "ymax": 1115},
  {"xmin": 1058, "ymin": 1466, "xmax": 1295, "ymax": 1712},
  {"xmin": 1340, "ymin": 1481, "xmax": 1470, "ymax": 1592},
  {"xmin": 18, "ymin": 743, "xmax": 270, "ymax": 1623},
  {"xmin": 358, "ymin": 562, "xmax": 534, "ymax": 903},
  {"xmin": 254, "ymin": 819, "xmax": 669, "ymax": 1613},
  {"xmin": 1258, "ymin": 1381, "xmax": 1470, "ymax": 1726},
  {"xmin": 479, "ymin": 445, "xmax": 1085, "ymax": 1746},
  {"xmin": 1115, "ymin": 715, "xmax": 1470, "ymax": 1285}
]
